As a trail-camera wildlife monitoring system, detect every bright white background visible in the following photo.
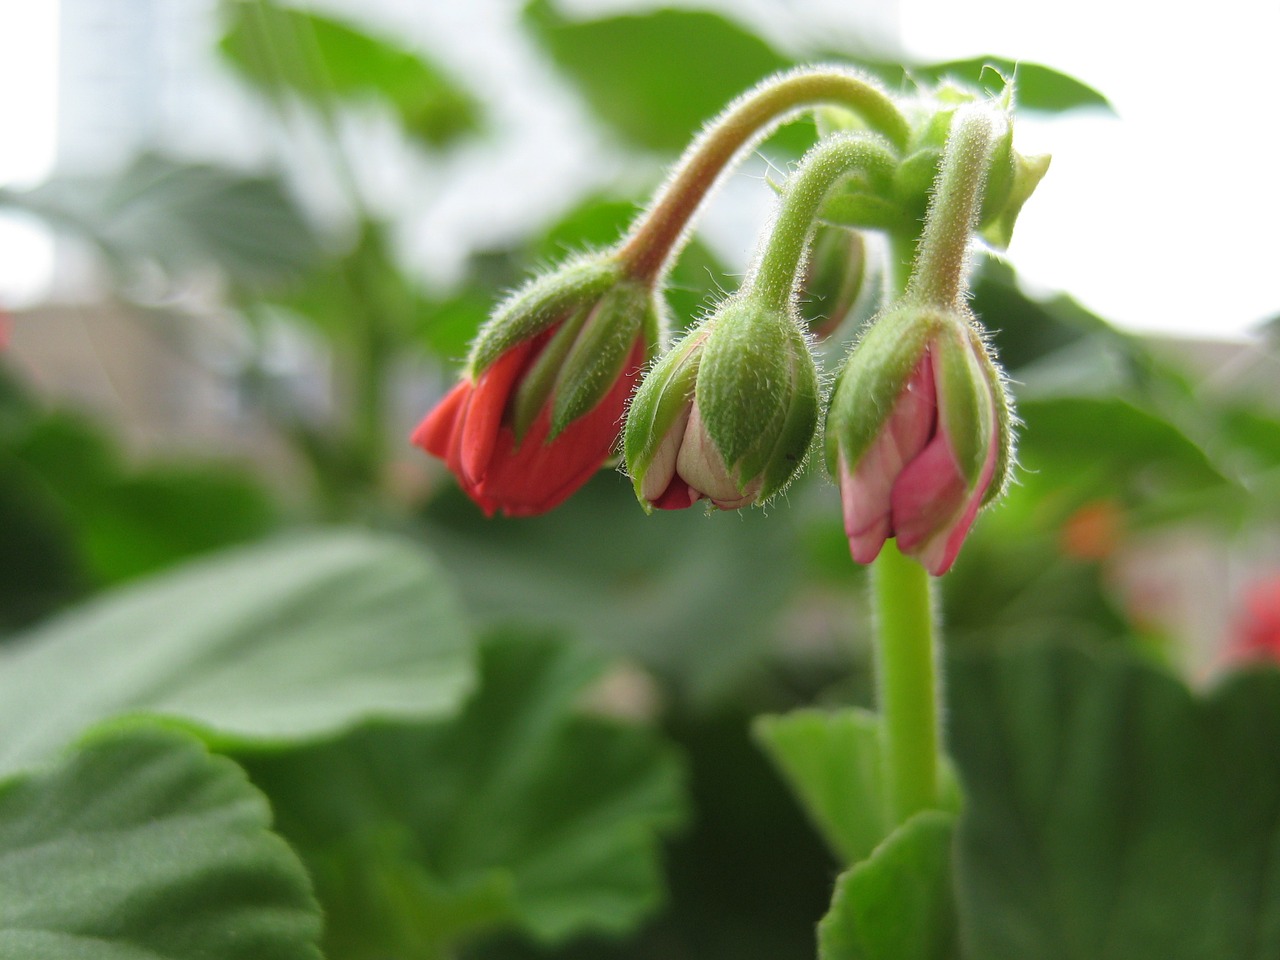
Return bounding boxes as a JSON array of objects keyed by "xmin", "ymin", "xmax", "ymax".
[{"xmin": 2, "ymin": 0, "xmax": 1278, "ymax": 340}]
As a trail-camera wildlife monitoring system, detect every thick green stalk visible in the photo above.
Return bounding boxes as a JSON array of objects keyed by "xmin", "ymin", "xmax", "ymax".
[
  {"xmin": 907, "ymin": 106, "xmax": 1002, "ymax": 307},
  {"xmin": 616, "ymin": 67, "xmax": 907, "ymax": 283},
  {"xmin": 871, "ymin": 540, "xmax": 942, "ymax": 823}
]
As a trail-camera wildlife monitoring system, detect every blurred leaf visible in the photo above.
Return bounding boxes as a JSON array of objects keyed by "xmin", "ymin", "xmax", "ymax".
[
  {"xmin": 950, "ymin": 643, "xmax": 1280, "ymax": 960},
  {"xmin": 4, "ymin": 409, "xmax": 278, "ymax": 588},
  {"xmin": 242, "ymin": 634, "xmax": 686, "ymax": 957},
  {"xmin": 0, "ymin": 726, "xmax": 320, "ymax": 960},
  {"xmin": 818, "ymin": 811, "xmax": 958, "ymax": 960},
  {"xmin": 220, "ymin": 0, "xmax": 480, "ymax": 148},
  {"xmin": 1017, "ymin": 396, "xmax": 1234, "ymax": 522},
  {"xmin": 422, "ymin": 471, "xmax": 802, "ymax": 704},
  {"xmin": 0, "ymin": 153, "xmax": 321, "ymax": 286},
  {"xmin": 524, "ymin": 0, "xmax": 799, "ymax": 153},
  {"xmin": 854, "ymin": 56, "xmax": 1110, "ymax": 114},
  {"xmin": 753, "ymin": 708, "xmax": 890, "ymax": 864},
  {"xmin": 941, "ymin": 496, "xmax": 1133, "ymax": 652},
  {"xmin": 969, "ymin": 259, "xmax": 1093, "ymax": 373},
  {"xmin": 0, "ymin": 531, "xmax": 474, "ymax": 776}
]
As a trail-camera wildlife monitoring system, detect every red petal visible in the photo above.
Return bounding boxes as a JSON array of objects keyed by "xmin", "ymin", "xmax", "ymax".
[
  {"xmin": 411, "ymin": 380, "xmax": 469, "ymax": 459},
  {"xmin": 472, "ymin": 339, "xmax": 646, "ymax": 516},
  {"xmin": 652, "ymin": 480, "xmax": 701, "ymax": 510}
]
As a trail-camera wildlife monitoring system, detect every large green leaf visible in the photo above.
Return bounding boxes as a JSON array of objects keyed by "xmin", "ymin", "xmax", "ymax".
[
  {"xmin": 753, "ymin": 708, "xmax": 890, "ymax": 864},
  {"xmin": 818, "ymin": 811, "xmax": 958, "ymax": 960},
  {"xmin": 1, "ymin": 402, "xmax": 278, "ymax": 590},
  {"xmin": 422, "ymin": 471, "xmax": 802, "ymax": 703},
  {"xmin": 950, "ymin": 643, "xmax": 1280, "ymax": 959},
  {"xmin": 0, "ymin": 153, "xmax": 321, "ymax": 286},
  {"xmin": 524, "ymin": 0, "xmax": 795, "ymax": 153},
  {"xmin": 241, "ymin": 634, "xmax": 687, "ymax": 957},
  {"xmin": 219, "ymin": 0, "xmax": 480, "ymax": 148},
  {"xmin": 0, "ymin": 726, "xmax": 321, "ymax": 960},
  {"xmin": 0, "ymin": 531, "xmax": 474, "ymax": 776}
]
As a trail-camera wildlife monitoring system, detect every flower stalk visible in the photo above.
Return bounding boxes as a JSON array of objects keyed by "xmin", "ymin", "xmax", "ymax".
[{"xmin": 616, "ymin": 67, "xmax": 908, "ymax": 284}]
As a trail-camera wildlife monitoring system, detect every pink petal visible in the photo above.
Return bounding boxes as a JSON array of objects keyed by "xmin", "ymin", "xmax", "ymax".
[{"xmin": 838, "ymin": 353, "xmax": 936, "ymax": 563}]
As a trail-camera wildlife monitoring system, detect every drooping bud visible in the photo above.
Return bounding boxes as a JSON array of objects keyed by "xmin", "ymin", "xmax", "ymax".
[
  {"xmin": 825, "ymin": 302, "xmax": 1012, "ymax": 575},
  {"xmin": 412, "ymin": 253, "xmax": 662, "ymax": 517},
  {"xmin": 798, "ymin": 225, "xmax": 867, "ymax": 339},
  {"xmin": 625, "ymin": 295, "xmax": 819, "ymax": 511}
]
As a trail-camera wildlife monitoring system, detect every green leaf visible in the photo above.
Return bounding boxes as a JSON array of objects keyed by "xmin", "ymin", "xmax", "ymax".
[
  {"xmin": 753, "ymin": 708, "xmax": 890, "ymax": 864},
  {"xmin": 0, "ymin": 531, "xmax": 474, "ymax": 776},
  {"xmin": 854, "ymin": 56, "xmax": 1111, "ymax": 114},
  {"xmin": 0, "ymin": 726, "xmax": 321, "ymax": 960},
  {"xmin": 818, "ymin": 811, "xmax": 958, "ymax": 960},
  {"xmin": 0, "ymin": 153, "xmax": 321, "ymax": 287},
  {"xmin": 524, "ymin": 0, "xmax": 795, "ymax": 152},
  {"xmin": 219, "ymin": 0, "xmax": 480, "ymax": 148},
  {"xmin": 241, "ymin": 634, "xmax": 687, "ymax": 956},
  {"xmin": 2, "ymin": 406, "xmax": 278, "ymax": 589},
  {"xmin": 422, "ymin": 471, "xmax": 802, "ymax": 704},
  {"xmin": 950, "ymin": 643, "xmax": 1280, "ymax": 960}
]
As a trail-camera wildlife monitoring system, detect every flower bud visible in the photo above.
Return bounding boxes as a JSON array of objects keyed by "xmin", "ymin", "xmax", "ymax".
[
  {"xmin": 825, "ymin": 302, "xmax": 1012, "ymax": 575},
  {"xmin": 412, "ymin": 254, "xmax": 662, "ymax": 517},
  {"xmin": 625, "ymin": 296, "xmax": 819, "ymax": 511},
  {"xmin": 798, "ymin": 225, "xmax": 866, "ymax": 339}
]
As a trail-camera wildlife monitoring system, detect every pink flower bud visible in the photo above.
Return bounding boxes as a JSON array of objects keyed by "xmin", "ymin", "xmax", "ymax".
[{"xmin": 826, "ymin": 304, "xmax": 1010, "ymax": 576}]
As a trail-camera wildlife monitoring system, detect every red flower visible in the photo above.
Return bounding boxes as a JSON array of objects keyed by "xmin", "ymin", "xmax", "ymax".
[
  {"xmin": 413, "ymin": 329, "xmax": 645, "ymax": 517},
  {"xmin": 412, "ymin": 257, "xmax": 658, "ymax": 516},
  {"xmin": 1229, "ymin": 575, "xmax": 1280, "ymax": 663}
]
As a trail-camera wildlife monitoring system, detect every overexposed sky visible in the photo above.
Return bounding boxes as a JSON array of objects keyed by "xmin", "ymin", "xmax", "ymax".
[
  {"xmin": 900, "ymin": 0, "xmax": 1280, "ymax": 339},
  {"xmin": 2, "ymin": 0, "xmax": 1277, "ymax": 339}
]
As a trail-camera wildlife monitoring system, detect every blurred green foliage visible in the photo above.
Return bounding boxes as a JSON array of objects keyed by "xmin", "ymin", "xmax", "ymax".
[{"xmin": 2, "ymin": 2, "xmax": 1277, "ymax": 959}]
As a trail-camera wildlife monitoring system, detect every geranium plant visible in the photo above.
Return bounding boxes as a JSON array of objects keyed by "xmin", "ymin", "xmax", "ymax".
[{"xmin": 2, "ymin": 4, "xmax": 1279, "ymax": 960}]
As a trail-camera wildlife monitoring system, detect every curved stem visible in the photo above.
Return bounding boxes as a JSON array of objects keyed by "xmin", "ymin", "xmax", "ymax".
[
  {"xmin": 907, "ymin": 106, "xmax": 1002, "ymax": 307},
  {"xmin": 748, "ymin": 134, "xmax": 896, "ymax": 312},
  {"xmin": 616, "ymin": 67, "xmax": 909, "ymax": 284},
  {"xmin": 871, "ymin": 539, "xmax": 942, "ymax": 824}
]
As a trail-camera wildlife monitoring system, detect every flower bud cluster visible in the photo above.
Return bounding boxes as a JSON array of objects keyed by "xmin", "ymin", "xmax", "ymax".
[{"xmin": 411, "ymin": 65, "xmax": 1042, "ymax": 574}]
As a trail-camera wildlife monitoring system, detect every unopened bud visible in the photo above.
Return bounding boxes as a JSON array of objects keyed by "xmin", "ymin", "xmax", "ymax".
[
  {"xmin": 625, "ymin": 296, "xmax": 819, "ymax": 511},
  {"xmin": 798, "ymin": 225, "xmax": 867, "ymax": 339},
  {"xmin": 413, "ymin": 253, "xmax": 662, "ymax": 517},
  {"xmin": 825, "ymin": 302, "xmax": 1012, "ymax": 575}
]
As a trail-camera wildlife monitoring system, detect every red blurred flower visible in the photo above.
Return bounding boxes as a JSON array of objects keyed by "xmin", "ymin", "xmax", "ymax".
[
  {"xmin": 413, "ymin": 329, "xmax": 644, "ymax": 517},
  {"xmin": 1229, "ymin": 575, "xmax": 1280, "ymax": 662}
]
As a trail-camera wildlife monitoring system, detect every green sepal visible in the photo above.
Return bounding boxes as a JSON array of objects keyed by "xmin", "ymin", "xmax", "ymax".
[
  {"xmin": 820, "ymin": 192, "xmax": 909, "ymax": 232},
  {"xmin": 980, "ymin": 150, "xmax": 1051, "ymax": 250},
  {"xmin": 509, "ymin": 302, "xmax": 595, "ymax": 441},
  {"xmin": 892, "ymin": 147, "xmax": 943, "ymax": 220},
  {"xmin": 549, "ymin": 279, "xmax": 654, "ymax": 436},
  {"xmin": 696, "ymin": 296, "xmax": 820, "ymax": 500},
  {"xmin": 468, "ymin": 254, "xmax": 623, "ymax": 376},
  {"xmin": 977, "ymin": 120, "xmax": 1016, "ymax": 234},
  {"xmin": 970, "ymin": 323, "xmax": 1017, "ymax": 505},
  {"xmin": 824, "ymin": 303, "xmax": 944, "ymax": 475},
  {"xmin": 932, "ymin": 313, "xmax": 995, "ymax": 486},
  {"xmin": 757, "ymin": 321, "xmax": 821, "ymax": 499},
  {"xmin": 622, "ymin": 325, "xmax": 707, "ymax": 505}
]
